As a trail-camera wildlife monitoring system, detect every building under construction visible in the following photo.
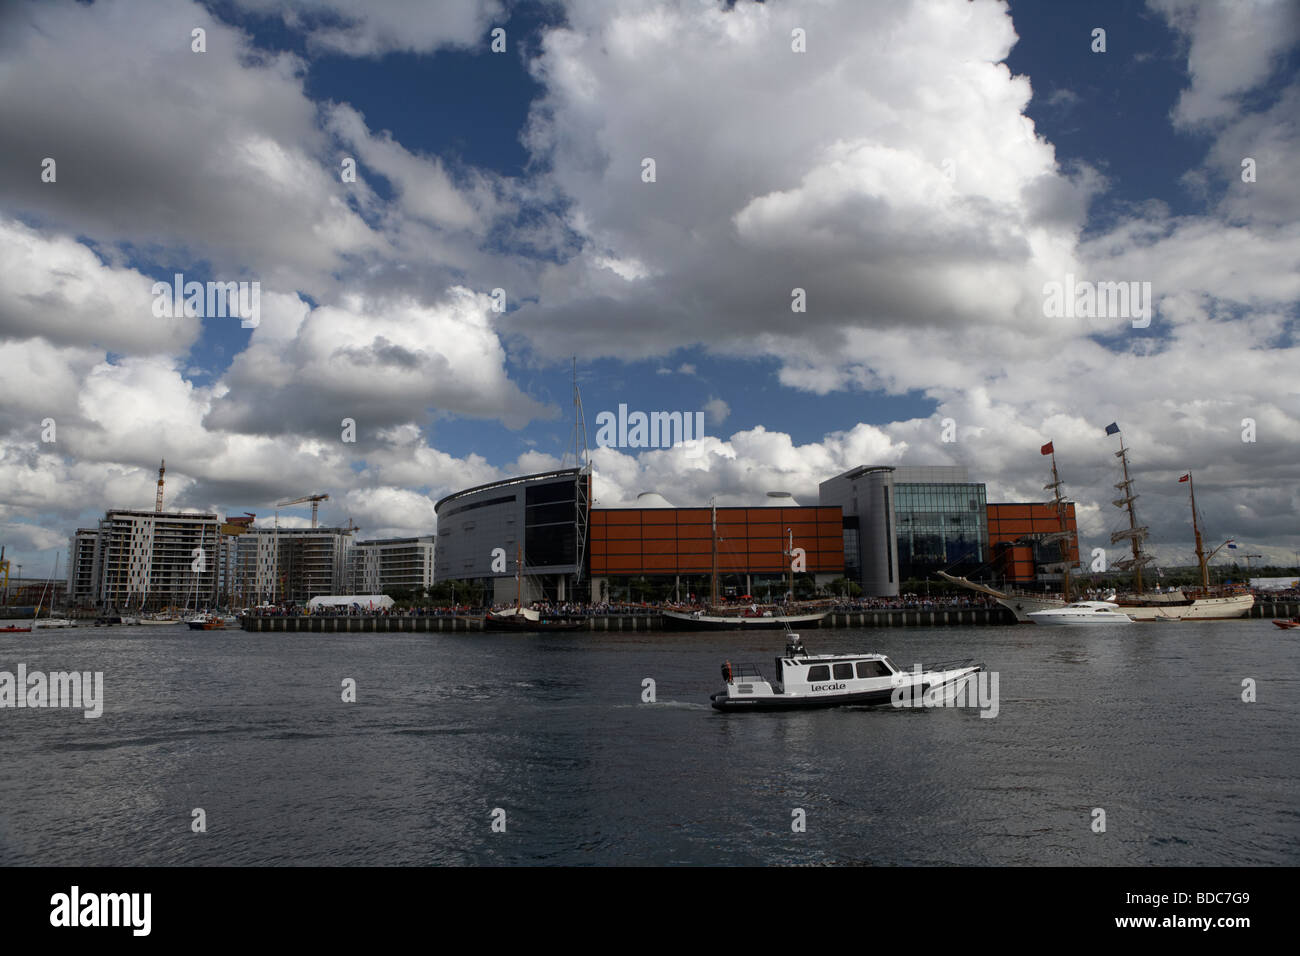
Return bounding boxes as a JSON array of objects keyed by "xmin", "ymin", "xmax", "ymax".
[
  {"xmin": 230, "ymin": 527, "xmax": 355, "ymax": 605},
  {"xmin": 69, "ymin": 509, "xmax": 222, "ymax": 611}
]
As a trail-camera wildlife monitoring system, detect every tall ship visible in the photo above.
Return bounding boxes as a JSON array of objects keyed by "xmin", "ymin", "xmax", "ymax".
[
  {"xmin": 1104, "ymin": 424, "xmax": 1252, "ymax": 621},
  {"xmin": 939, "ymin": 428, "xmax": 1255, "ymax": 622}
]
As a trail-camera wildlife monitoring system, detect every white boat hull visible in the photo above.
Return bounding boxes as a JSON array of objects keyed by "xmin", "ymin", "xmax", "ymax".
[
  {"xmin": 1117, "ymin": 593, "xmax": 1255, "ymax": 621},
  {"xmin": 664, "ymin": 610, "xmax": 827, "ymax": 630},
  {"xmin": 996, "ymin": 595, "xmax": 1066, "ymax": 622}
]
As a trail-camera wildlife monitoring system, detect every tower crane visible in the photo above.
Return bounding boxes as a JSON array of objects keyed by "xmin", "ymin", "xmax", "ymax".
[
  {"xmin": 155, "ymin": 460, "xmax": 166, "ymax": 512},
  {"xmin": 276, "ymin": 494, "xmax": 329, "ymax": 528}
]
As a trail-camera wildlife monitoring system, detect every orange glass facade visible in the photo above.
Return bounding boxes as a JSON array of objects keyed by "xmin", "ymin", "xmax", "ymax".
[
  {"xmin": 987, "ymin": 502, "xmax": 1078, "ymax": 583},
  {"xmin": 589, "ymin": 507, "xmax": 844, "ymax": 576}
]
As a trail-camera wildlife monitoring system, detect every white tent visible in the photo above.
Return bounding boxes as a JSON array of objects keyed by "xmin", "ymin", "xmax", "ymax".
[{"xmin": 307, "ymin": 594, "xmax": 394, "ymax": 610}]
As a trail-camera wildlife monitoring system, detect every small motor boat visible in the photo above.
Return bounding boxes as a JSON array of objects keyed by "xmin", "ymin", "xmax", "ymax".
[
  {"xmin": 187, "ymin": 615, "xmax": 225, "ymax": 630},
  {"xmin": 710, "ymin": 634, "xmax": 982, "ymax": 712},
  {"xmin": 1028, "ymin": 601, "xmax": 1134, "ymax": 625}
]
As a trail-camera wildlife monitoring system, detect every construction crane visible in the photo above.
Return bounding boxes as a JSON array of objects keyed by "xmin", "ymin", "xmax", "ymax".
[
  {"xmin": 155, "ymin": 460, "xmax": 166, "ymax": 512},
  {"xmin": 276, "ymin": 494, "xmax": 329, "ymax": 528}
]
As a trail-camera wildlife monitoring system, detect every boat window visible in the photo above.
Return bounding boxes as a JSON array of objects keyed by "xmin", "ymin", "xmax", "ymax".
[
  {"xmin": 806, "ymin": 665, "xmax": 831, "ymax": 681},
  {"xmin": 832, "ymin": 663, "xmax": 853, "ymax": 680},
  {"xmin": 856, "ymin": 660, "xmax": 890, "ymax": 678}
]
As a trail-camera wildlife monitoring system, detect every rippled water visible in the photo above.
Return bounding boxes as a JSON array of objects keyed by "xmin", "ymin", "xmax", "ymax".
[{"xmin": 1, "ymin": 621, "xmax": 1296, "ymax": 865}]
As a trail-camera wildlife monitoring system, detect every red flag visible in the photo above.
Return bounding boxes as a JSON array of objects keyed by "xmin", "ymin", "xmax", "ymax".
[
  {"xmin": 1178, "ymin": 474, "xmax": 1190, "ymax": 483},
  {"xmin": 1040, "ymin": 441, "xmax": 1054, "ymax": 456}
]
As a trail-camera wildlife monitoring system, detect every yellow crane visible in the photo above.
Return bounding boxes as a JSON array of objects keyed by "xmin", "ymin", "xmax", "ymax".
[
  {"xmin": 155, "ymin": 460, "xmax": 166, "ymax": 512},
  {"xmin": 276, "ymin": 494, "xmax": 329, "ymax": 528}
]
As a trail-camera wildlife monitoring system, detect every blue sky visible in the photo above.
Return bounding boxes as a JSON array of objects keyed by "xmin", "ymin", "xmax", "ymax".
[
  {"xmin": 184, "ymin": 0, "xmax": 1216, "ymax": 463},
  {"xmin": 1, "ymin": 0, "xmax": 1297, "ymax": 577}
]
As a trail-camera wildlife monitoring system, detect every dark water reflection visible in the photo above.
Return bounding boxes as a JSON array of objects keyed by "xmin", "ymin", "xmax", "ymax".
[{"xmin": 0, "ymin": 622, "xmax": 1295, "ymax": 865}]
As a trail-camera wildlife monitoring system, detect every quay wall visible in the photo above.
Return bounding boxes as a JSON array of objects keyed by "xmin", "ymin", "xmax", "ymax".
[
  {"xmin": 237, "ymin": 600, "xmax": 1298, "ymax": 633},
  {"xmin": 240, "ymin": 606, "xmax": 1017, "ymax": 632}
]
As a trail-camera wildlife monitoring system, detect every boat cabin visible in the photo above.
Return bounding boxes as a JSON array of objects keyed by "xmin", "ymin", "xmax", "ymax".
[{"xmin": 722, "ymin": 650, "xmax": 902, "ymax": 699}]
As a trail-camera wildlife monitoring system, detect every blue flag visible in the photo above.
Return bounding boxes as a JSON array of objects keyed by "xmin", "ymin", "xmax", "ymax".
[{"xmin": 1105, "ymin": 422, "xmax": 1120, "ymax": 435}]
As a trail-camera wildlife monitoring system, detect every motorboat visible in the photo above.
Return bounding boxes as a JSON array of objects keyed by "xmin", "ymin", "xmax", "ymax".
[
  {"xmin": 1028, "ymin": 601, "xmax": 1134, "ymax": 625},
  {"xmin": 0, "ymin": 624, "xmax": 32, "ymax": 633},
  {"xmin": 187, "ymin": 614, "xmax": 225, "ymax": 630},
  {"xmin": 33, "ymin": 617, "xmax": 77, "ymax": 629},
  {"xmin": 1274, "ymin": 618, "xmax": 1300, "ymax": 630},
  {"xmin": 710, "ymin": 634, "xmax": 982, "ymax": 712}
]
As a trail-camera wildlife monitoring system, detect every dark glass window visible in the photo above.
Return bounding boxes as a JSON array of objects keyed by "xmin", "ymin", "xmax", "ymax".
[
  {"xmin": 525, "ymin": 482, "xmax": 576, "ymax": 507},
  {"xmin": 856, "ymin": 660, "xmax": 889, "ymax": 678},
  {"xmin": 832, "ymin": 663, "xmax": 853, "ymax": 680},
  {"xmin": 525, "ymin": 502, "xmax": 574, "ymax": 525},
  {"xmin": 441, "ymin": 494, "xmax": 515, "ymax": 519},
  {"xmin": 526, "ymin": 524, "xmax": 575, "ymax": 567},
  {"xmin": 807, "ymin": 665, "xmax": 830, "ymax": 681}
]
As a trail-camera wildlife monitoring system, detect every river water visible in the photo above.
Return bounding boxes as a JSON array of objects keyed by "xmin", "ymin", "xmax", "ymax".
[{"xmin": 1, "ymin": 621, "xmax": 1296, "ymax": 865}]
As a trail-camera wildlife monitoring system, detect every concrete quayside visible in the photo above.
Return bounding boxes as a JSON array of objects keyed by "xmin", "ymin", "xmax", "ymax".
[{"xmin": 236, "ymin": 600, "xmax": 1299, "ymax": 632}]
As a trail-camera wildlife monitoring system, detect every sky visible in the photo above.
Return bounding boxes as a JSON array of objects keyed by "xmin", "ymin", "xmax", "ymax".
[{"xmin": 1, "ymin": 0, "xmax": 1298, "ymax": 580}]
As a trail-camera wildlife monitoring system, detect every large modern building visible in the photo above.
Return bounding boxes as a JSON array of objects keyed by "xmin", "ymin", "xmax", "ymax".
[
  {"xmin": 68, "ymin": 528, "xmax": 101, "ymax": 607},
  {"xmin": 588, "ymin": 495, "xmax": 844, "ymax": 603},
  {"xmin": 70, "ymin": 509, "xmax": 222, "ymax": 610},
  {"xmin": 231, "ymin": 527, "xmax": 354, "ymax": 604},
  {"xmin": 434, "ymin": 468, "xmax": 591, "ymax": 604},
  {"xmin": 820, "ymin": 465, "xmax": 988, "ymax": 594},
  {"xmin": 429, "ymin": 463, "xmax": 1076, "ymax": 602},
  {"xmin": 349, "ymin": 536, "xmax": 436, "ymax": 594},
  {"xmin": 891, "ymin": 466, "xmax": 988, "ymax": 583},
  {"xmin": 818, "ymin": 466, "xmax": 899, "ymax": 595}
]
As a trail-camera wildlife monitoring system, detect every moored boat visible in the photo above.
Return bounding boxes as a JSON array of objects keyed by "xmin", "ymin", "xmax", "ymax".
[
  {"xmin": 1105, "ymin": 429, "xmax": 1254, "ymax": 621},
  {"xmin": 663, "ymin": 608, "xmax": 827, "ymax": 630},
  {"xmin": 1028, "ymin": 601, "xmax": 1134, "ymax": 625},
  {"xmin": 483, "ymin": 606, "xmax": 585, "ymax": 632},
  {"xmin": 0, "ymin": 624, "xmax": 32, "ymax": 633},
  {"xmin": 187, "ymin": 614, "xmax": 225, "ymax": 630},
  {"xmin": 482, "ymin": 544, "xmax": 587, "ymax": 631}
]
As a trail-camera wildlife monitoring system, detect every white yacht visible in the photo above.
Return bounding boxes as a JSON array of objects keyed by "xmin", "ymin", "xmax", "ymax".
[
  {"xmin": 710, "ymin": 635, "xmax": 982, "ymax": 712},
  {"xmin": 33, "ymin": 617, "xmax": 77, "ymax": 629},
  {"xmin": 1028, "ymin": 601, "xmax": 1134, "ymax": 625}
]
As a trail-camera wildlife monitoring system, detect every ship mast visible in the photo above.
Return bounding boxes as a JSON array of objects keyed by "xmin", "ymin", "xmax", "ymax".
[
  {"xmin": 515, "ymin": 542, "xmax": 522, "ymax": 611},
  {"xmin": 1040, "ymin": 445, "xmax": 1076, "ymax": 602},
  {"xmin": 1186, "ymin": 472, "xmax": 1209, "ymax": 589},
  {"xmin": 710, "ymin": 498, "xmax": 719, "ymax": 607},
  {"xmin": 1108, "ymin": 428, "xmax": 1153, "ymax": 594},
  {"xmin": 785, "ymin": 527, "xmax": 795, "ymax": 605}
]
